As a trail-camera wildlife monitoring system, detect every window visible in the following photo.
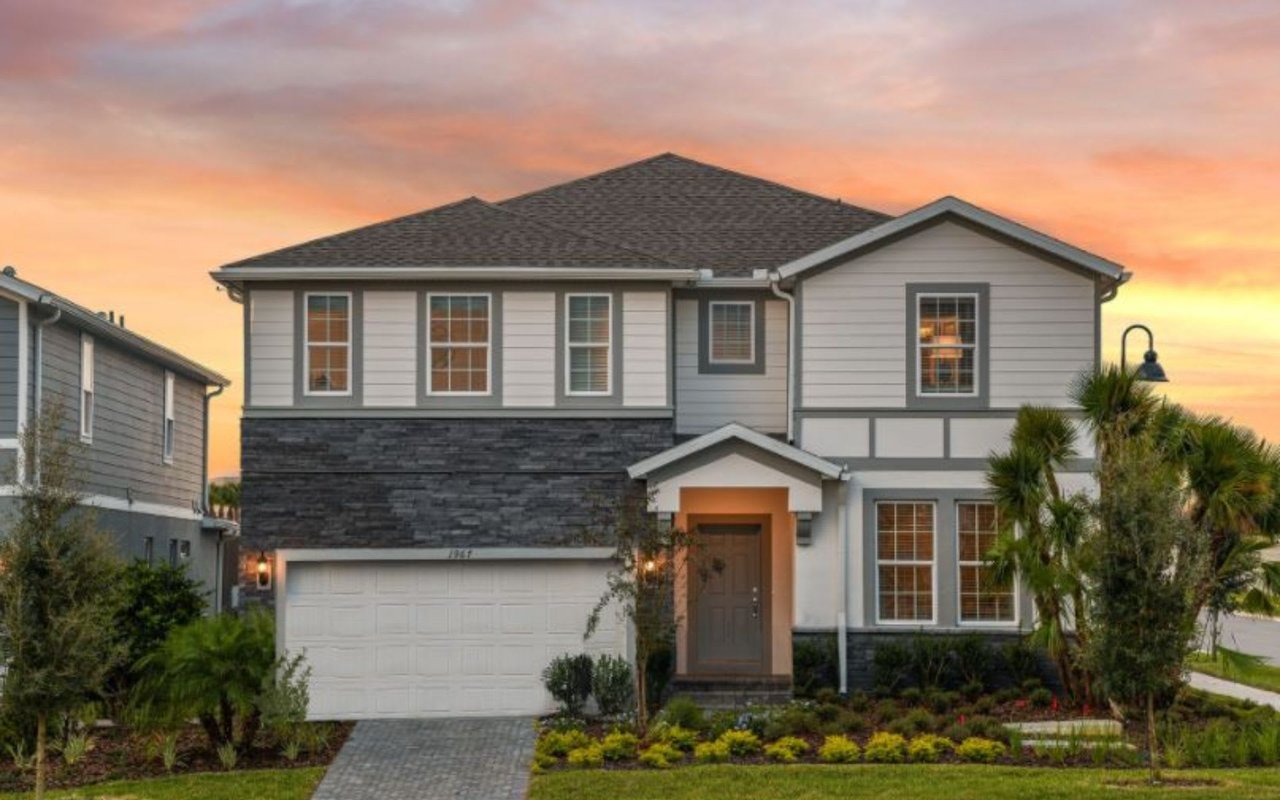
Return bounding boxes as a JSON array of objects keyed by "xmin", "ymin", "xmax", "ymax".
[
  {"xmin": 566, "ymin": 294, "xmax": 611, "ymax": 395},
  {"xmin": 957, "ymin": 501, "xmax": 1016, "ymax": 624},
  {"xmin": 80, "ymin": 335, "xmax": 94, "ymax": 441},
  {"xmin": 917, "ymin": 294, "xmax": 977, "ymax": 395},
  {"xmin": 427, "ymin": 294, "xmax": 491, "ymax": 395},
  {"xmin": 708, "ymin": 301, "xmax": 755, "ymax": 364},
  {"xmin": 169, "ymin": 539, "xmax": 191, "ymax": 567},
  {"xmin": 168, "ymin": 539, "xmax": 178, "ymax": 567},
  {"xmin": 305, "ymin": 293, "xmax": 351, "ymax": 395},
  {"xmin": 143, "ymin": 536, "xmax": 154, "ymax": 565},
  {"xmin": 876, "ymin": 501, "xmax": 935, "ymax": 623},
  {"xmin": 162, "ymin": 371, "xmax": 175, "ymax": 464}
]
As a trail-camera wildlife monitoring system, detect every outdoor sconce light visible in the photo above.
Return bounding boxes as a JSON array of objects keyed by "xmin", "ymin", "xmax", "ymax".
[
  {"xmin": 795, "ymin": 512, "xmax": 814, "ymax": 546},
  {"xmin": 256, "ymin": 551, "xmax": 272, "ymax": 589},
  {"xmin": 1120, "ymin": 324, "xmax": 1169, "ymax": 383},
  {"xmin": 656, "ymin": 512, "xmax": 674, "ymax": 527}
]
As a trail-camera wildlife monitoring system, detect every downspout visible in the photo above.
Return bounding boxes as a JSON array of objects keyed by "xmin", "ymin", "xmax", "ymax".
[
  {"xmin": 838, "ymin": 469, "xmax": 853, "ymax": 695},
  {"xmin": 32, "ymin": 297, "xmax": 62, "ymax": 483},
  {"xmin": 202, "ymin": 384, "xmax": 225, "ymax": 512},
  {"xmin": 768, "ymin": 272, "xmax": 796, "ymax": 443}
]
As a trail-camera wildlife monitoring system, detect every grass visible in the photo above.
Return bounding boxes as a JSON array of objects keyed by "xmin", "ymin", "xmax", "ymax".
[
  {"xmin": 0, "ymin": 767, "xmax": 325, "ymax": 800},
  {"xmin": 532, "ymin": 764, "xmax": 1280, "ymax": 800},
  {"xmin": 1189, "ymin": 652, "xmax": 1280, "ymax": 694}
]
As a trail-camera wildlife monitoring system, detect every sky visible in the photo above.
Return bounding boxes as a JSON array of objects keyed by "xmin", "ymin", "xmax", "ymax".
[{"xmin": 1, "ymin": 0, "xmax": 1278, "ymax": 477}]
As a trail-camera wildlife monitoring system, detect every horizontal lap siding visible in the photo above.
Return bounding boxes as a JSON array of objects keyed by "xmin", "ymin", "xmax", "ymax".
[
  {"xmin": 362, "ymin": 292, "xmax": 416, "ymax": 407},
  {"xmin": 0, "ymin": 298, "xmax": 19, "ymax": 436},
  {"xmin": 249, "ymin": 290, "xmax": 293, "ymax": 406},
  {"xmin": 622, "ymin": 291, "xmax": 668, "ymax": 407},
  {"xmin": 801, "ymin": 221, "xmax": 1096, "ymax": 409},
  {"xmin": 502, "ymin": 292, "xmax": 555, "ymax": 407}
]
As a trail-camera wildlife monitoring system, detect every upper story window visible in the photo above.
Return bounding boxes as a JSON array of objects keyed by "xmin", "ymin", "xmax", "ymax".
[
  {"xmin": 428, "ymin": 294, "xmax": 491, "ymax": 395},
  {"xmin": 162, "ymin": 371, "xmax": 175, "ymax": 464},
  {"xmin": 708, "ymin": 301, "xmax": 755, "ymax": 364},
  {"xmin": 957, "ymin": 501, "xmax": 1016, "ymax": 624},
  {"xmin": 917, "ymin": 294, "xmax": 978, "ymax": 396},
  {"xmin": 80, "ymin": 335, "xmax": 95, "ymax": 442},
  {"xmin": 876, "ymin": 501, "xmax": 936, "ymax": 624},
  {"xmin": 305, "ymin": 293, "xmax": 351, "ymax": 395},
  {"xmin": 566, "ymin": 294, "xmax": 611, "ymax": 395}
]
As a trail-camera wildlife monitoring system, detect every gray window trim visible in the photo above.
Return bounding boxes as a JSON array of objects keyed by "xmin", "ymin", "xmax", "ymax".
[
  {"xmin": 906, "ymin": 283, "xmax": 990, "ymax": 410},
  {"xmin": 698, "ymin": 297, "xmax": 766, "ymax": 375},
  {"xmin": 301, "ymin": 291, "xmax": 355, "ymax": 399},
  {"xmin": 562, "ymin": 292, "xmax": 618, "ymax": 399},
  {"xmin": 424, "ymin": 291, "xmax": 494, "ymax": 398},
  {"xmin": 871, "ymin": 498, "xmax": 939, "ymax": 626}
]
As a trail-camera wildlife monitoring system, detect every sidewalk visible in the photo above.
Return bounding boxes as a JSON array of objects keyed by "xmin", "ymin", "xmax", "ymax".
[{"xmin": 1188, "ymin": 671, "xmax": 1280, "ymax": 710}]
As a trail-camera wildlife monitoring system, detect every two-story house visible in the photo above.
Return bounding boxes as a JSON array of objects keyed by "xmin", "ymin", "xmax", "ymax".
[
  {"xmin": 213, "ymin": 154, "xmax": 1126, "ymax": 719},
  {"xmin": 0, "ymin": 269, "xmax": 235, "ymax": 608}
]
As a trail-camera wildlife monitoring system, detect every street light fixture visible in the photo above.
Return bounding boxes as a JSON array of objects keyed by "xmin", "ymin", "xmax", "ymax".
[{"xmin": 1120, "ymin": 324, "xmax": 1168, "ymax": 382}]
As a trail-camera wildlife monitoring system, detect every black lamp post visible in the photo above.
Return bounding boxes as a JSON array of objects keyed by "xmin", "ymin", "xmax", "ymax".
[{"xmin": 1120, "ymin": 324, "xmax": 1169, "ymax": 382}]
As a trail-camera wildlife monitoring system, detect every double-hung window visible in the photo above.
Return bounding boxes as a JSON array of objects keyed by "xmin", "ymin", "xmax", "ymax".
[
  {"xmin": 708, "ymin": 301, "xmax": 754, "ymax": 364},
  {"xmin": 566, "ymin": 294, "xmax": 611, "ymax": 395},
  {"xmin": 305, "ymin": 293, "xmax": 352, "ymax": 395},
  {"xmin": 917, "ymin": 294, "xmax": 978, "ymax": 395},
  {"xmin": 162, "ymin": 371, "xmax": 175, "ymax": 464},
  {"xmin": 876, "ymin": 501, "xmax": 936, "ymax": 623},
  {"xmin": 957, "ymin": 501, "xmax": 1016, "ymax": 624},
  {"xmin": 427, "ymin": 294, "xmax": 491, "ymax": 395},
  {"xmin": 80, "ymin": 335, "xmax": 95, "ymax": 442}
]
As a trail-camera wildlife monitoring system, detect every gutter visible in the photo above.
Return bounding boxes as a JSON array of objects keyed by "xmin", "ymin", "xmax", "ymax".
[
  {"xmin": 1099, "ymin": 270, "xmax": 1131, "ymax": 304},
  {"xmin": 837, "ymin": 468, "xmax": 853, "ymax": 695},
  {"xmin": 201, "ymin": 384, "xmax": 226, "ymax": 512},
  {"xmin": 768, "ymin": 271, "xmax": 797, "ymax": 443},
  {"xmin": 212, "ymin": 265, "xmax": 701, "ymax": 287}
]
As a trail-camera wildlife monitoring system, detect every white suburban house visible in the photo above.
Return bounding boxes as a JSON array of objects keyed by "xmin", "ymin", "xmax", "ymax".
[{"xmin": 212, "ymin": 154, "xmax": 1124, "ymax": 719}]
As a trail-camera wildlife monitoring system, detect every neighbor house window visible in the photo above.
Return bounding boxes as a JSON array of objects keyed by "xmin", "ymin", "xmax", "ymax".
[
  {"xmin": 876, "ymin": 501, "xmax": 936, "ymax": 623},
  {"xmin": 143, "ymin": 537, "xmax": 154, "ymax": 565},
  {"xmin": 917, "ymin": 294, "xmax": 977, "ymax": 395},
  {"xmin": 305, "ymin": 293, "xmax": 351, "ymax": 395},
  {"xmin": 957, "ymin": 501, "xmax": 1016, "ymax": 624},
  {"xmin": 169, "ymin": 539, "xmax": 191, "ymax": 567},
  {"xmin": 80, "ymin": 335, "xmax": 95, "ymax": 442},
  {"xmin": 708, "ymin": 301, "xmax": 754, "ymax": 364},
  {"xmin": 162, "ymin": 371, "xmax": 175, "ymax": 464},
  {"xmin": 566, "ymin": 294, "xmax": 611, "ymax": 395},
  {"xmin": 427, "ymin": 294, "xmax": 491, "ymax": 395}
]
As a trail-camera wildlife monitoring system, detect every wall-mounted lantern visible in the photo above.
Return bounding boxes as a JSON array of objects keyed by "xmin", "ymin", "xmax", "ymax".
[
  {"xmin": 795, "ymin": 512, "xmax": 814, "ymax": 546},
  {"xmin": 256, "ymin": 551, "xmax": 272, "ymax": 590}
]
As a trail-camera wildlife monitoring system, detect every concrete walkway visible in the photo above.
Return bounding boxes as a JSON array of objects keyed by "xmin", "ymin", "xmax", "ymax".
[
  {"xmin": 1188, "ymin": 671, "xmax": 1280, "ymax": 710},
  {"xmin": 312, "ymin": 717, "xmax": 536, "ymax": 800}
]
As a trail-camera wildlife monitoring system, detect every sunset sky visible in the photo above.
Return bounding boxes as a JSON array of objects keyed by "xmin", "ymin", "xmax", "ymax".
[{"xmin": 2, "ymin": 0, "xmax": 1278, "ymax": 477}]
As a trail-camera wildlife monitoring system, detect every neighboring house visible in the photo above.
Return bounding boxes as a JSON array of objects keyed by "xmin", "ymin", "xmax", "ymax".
[
  {"xmin": 0, "ymin": 269, "xmax": 235, "ymax": 609},
  {"xmin": 213, "ymin": 153, "xmax": 1126, "ymax": 719}
]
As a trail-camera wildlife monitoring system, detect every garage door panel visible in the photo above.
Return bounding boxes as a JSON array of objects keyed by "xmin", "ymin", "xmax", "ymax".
[{"xmin": 414, "ymin": 604, "xmax": 450, "ymax": 634}]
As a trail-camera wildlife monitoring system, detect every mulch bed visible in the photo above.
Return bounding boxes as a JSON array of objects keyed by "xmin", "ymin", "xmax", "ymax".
[{"xmin": 0, "ymin": 722, "xmax": 353, "ymax": 792}]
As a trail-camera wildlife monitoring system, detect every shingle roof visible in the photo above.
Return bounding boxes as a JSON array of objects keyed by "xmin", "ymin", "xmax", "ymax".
[{"xmin": 220, "ymin": 197, "xmax": 679, "ymax": 270}]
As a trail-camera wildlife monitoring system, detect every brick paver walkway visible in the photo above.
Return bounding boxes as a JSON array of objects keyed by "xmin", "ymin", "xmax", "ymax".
[{"xmin": 312, "ymin": 717, "xmax": 536, "ymax": 800}]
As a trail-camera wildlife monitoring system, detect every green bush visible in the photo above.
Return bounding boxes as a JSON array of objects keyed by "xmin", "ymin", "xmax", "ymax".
[
  {"xmin": 764, "ymin": 736, "xmax": 809, "ymax": 763},
  {"xmin": 863, "ymin": 731, "xmax": 908, "ymax": 763},
  {"xmin": 717, "ymin": 729, "xmax": 762, "ymax": 756},
  {"xmin": 541, "ymin": 654, "xmax": 594, "ymax": 717},
  {"xmin": 537, "ymin": 729, "xmax": 592, "ymax": 757},
  {"xmin": 793, "ymin": 636, "xmax": 839, "ymax": 698},
  {"xmin": 693, "ymin": 739, "xmax": 731, "ymax": 763},
  {"xmin": 955, "ymin": 736, "xmax": 1007, "ymax": 763},
  {"xmin": 837, "ymin": 709, "xmax": 868, "ymax": 735},
  {"xmin": 847, "ymin": 691, "xmax": 871, "ymax": 713},
  {"xmin": 638, "ymin": 742, "xmax": 682, "ymax": 768},
  {"xmin": 951, "ymin": 635, "xmax": 994, "ymax": 690},
  {"xmin": 566, "ymin": 744, "xmax": 604, "ymax": 768},
  {"xmin": 1028, "ymin": 687, "xmax": 1054, "ymax": 708},
  {"xmin": 111, "ymin": 561, "xmax": 206, "ymax": 699},
  {"xmin": 600, "ymin": 731, "xmax": 639, "ymax": 761},
  {"xmin": 1002, "ymin": 640, "xmax": 1041, "ymax": 685},
  {"xmin": 592, "ymin": 654, "xmax": 634, "ymax": 718},
  {"xmin": 872, "ymin": 642, "xmax": 913, "ymax": 693},
  {"xmin": 908, "ymin": 733, "xmax": 953, "ymax": 763},
  {"xmin": 818, "ymin": 734, "xmax": 861, "ymax": 763},
  {"xmin": 898, "ymin": 687, "xmax": 923, "ymax": 705},
  {"xmin": 763, "ymin": 705, "xmax": 820, "ymax": 739},
  {"xmin": 651, "ymin": 724, "xmax": 699, "ymax": 751},
  {"xmin": 886, "ymin": 708, "xmax": 937, "ymax": 738},
  {"xmin": 910, "ymin": 636, "xmax": 953, "ymax": 690},
  {"xmin": 658, "ymin": 696, "xmax": 706, "ymax": 731}
]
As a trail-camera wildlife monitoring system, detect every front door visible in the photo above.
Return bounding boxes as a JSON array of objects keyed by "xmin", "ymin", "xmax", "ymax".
[{"xmin": 691, "ymin": 522, "xmax": 765, "ymax": 674}]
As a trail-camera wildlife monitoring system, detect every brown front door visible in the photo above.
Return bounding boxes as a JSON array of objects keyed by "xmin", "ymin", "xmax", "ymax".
[{"xmin": 691, "ymin": 522, "xmax": 765, "ymax": 674}]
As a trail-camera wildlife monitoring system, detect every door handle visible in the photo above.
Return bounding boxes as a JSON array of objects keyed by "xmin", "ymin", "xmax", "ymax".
[{"xmin": 751, "ymin": 586, "xmax": 760, "ymax": 619}]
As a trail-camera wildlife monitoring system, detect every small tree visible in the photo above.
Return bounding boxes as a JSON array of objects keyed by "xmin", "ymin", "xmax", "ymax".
[
  {"xmin": 0, "ymin": 404, "xmax": 123, "ymax": 799},
  {"xmin": 107, "ymin": 560, "xmax": 207, "ymax": 706},
  {"xmin": 1084, "ymin": 434, "xmax": 1206, "ymax": 783},
  {"xmin": 582, "ymin": 489, "xmax": 720, "ymax": 730}
]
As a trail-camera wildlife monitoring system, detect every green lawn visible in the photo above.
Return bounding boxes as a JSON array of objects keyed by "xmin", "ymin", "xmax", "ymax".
[
  {"xmin": 0, "ymin": 768, "xmax": 325, "ymax": 800},
  {"xmin": 532, "ymin": 765, "xmax": 1280, "ymax": 800},
  {"xmin": 1189, "ymin": 652, "xmax": 1280, "ymax": 694}
]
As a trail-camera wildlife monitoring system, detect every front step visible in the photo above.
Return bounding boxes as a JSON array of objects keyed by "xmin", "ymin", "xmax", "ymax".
[{"xmin": 669, "ymin": 675, "xmax": 792, "ymax": 710}]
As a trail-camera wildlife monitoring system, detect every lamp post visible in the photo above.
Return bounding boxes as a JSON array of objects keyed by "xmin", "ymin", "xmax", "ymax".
[{"xmin": 1120, "ymin": 324, "xmax": 1169, "ymax": 382}]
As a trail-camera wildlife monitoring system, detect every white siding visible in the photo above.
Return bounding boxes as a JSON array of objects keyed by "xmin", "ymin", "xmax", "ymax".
[
  {"xmin": 363, "ymin": 291, "xmax": 417, "ymax": 407},
  {"xmin": 502, "ymin": 291, "xmax": 555, "ymax": 407},
  {"xmin": 675, "ymin": 298, "xmax": 788, "ymax": 434},
  {"xmin": 801, "ymin": 221, "xmax": 1096, "ymax": 409},
  {"xmin": 876, "ymin": 417, "xmax": 945, "ymax": 458},
  {"xmin": 798, "ymin": 417, "xmax": 870, "ymax": 457},
  {"xmin": 622, "ymin": 291, "xmax": 668, "ymax": 407},
  {"xmin": 249, "ymin": 290, "xmax": 293, "ymax": 407},
  {"xmin": 949, "ymin": 417, "xmax": 1016, "ymax": 459}
]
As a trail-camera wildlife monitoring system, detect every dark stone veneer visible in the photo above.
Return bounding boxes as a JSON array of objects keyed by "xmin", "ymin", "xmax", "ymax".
[{"xmin": 240, "ymin": 416, "xmax": 674, "ymax": 552}]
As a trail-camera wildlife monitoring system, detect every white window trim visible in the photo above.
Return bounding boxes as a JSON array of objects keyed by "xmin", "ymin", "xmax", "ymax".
[
  {"xmin": 425, "ymin": 292, "xmax": 493, "ymax": 397},
  {"xmin": 303, "ymin": 291, "xmax": 354, "ymax": 397},
  {"xmin": 80, "ymin": 334, "xmax": 94, "ymax": 443},
  {"xmin": 955, "ymin": 501, "xmax": 1020, "ymax": 628},
  {"xmin": 874, "ymin": 500, "xmax": 939, "ymax": 626},
  {"xmin": 707, "ymin": 300, "xmax": 756, "ymax": 365},
  {"xmin": 916, "ymin": 292, "xmax": 980, "ymax": 399},
  {"xmin": 162, "ymin": 370, "xmax": 175, "ymax": 465},
  {"xmin": 565, "ymin": 293, "xmax": 613, "ymax": 397}
]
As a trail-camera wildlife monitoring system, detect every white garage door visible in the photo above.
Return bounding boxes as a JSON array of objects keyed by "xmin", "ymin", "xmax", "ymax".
[{"xmin": 281, "ymin": 559, "xmax": 624, "ymax": 720}]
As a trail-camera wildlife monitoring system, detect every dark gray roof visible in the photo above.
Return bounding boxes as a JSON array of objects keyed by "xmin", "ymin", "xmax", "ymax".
[{"xmin": 221, "ymin": 197, "xmax": 679, "ymax": 270}]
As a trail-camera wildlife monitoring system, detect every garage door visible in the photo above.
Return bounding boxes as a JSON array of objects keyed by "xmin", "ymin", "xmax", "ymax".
[{"xmin": 281, "ymin": 559, "xmax": 624, "ymax": 719}]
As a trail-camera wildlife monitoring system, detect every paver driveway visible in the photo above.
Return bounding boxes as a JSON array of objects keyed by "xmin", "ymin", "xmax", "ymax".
[{"xmin": 312, "ymin": 717, "xmax": 536, "ymax": 800}]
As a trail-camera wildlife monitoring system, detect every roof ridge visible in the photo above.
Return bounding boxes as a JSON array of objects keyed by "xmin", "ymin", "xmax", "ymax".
[
  {"xmin": 481, "ymin": 199, "xmax": 689, "ymax": 269},
  {"xmin": 496, "ymin": 153, "xmax": 676, "ymax": 207}
]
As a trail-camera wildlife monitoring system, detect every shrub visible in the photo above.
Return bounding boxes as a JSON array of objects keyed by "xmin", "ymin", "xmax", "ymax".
[
  {"xmin": 888, "ymin": 708, "xmax": 938, "ymax": 738},
  {"xmin": 973, "ymin": 695, "xmax": 996, "ymax": 714},
  {"xmin": 566, "ymin": 744, "xmax": 604, "ymax": 768},
  {"xmin": 926, "ymin": 691, "xmax": 958, "ymax": 715},
  {"xmin": 110, "ymin": 561, "xmax": 206, "ymax": 700},
  {"xmin": 531, "ymin": 751, "xmax": 558, "ymax": 773},
  {"xmin": 259, "ymin": 652, "xmax": 312, "ymax": 744},
  {"xmin": 1028, "ymin": 688, "xmax": 1054, "ymax": 708},
  {"xmin": 847, "ymin": 691, "xmax": 871, "ymax": 713},
  {"xmin": 765, "ymin": 736, "xmax": 809, "ymax": 763},
  {"xmin": 837, "ymin": 710, "xmax": 868, "ymax": 735},
  {"xmin": 717, "ymin": 729, "xmax": 762, "ymax": 757},
  {"xmin": 872, "ymin": 642, "xmax": 913, "ymax": 693},
  {"xmin": 600, "ymin": 731, "xmax": 639, "ymax": 761},
  {"xmin": 638, "ymin": 742, "xmax": 682, "ymax": 768},
  {"xmin": 910, "ymin": 636, "xmax": 953, "ymax": 690},
  {"xmin": 693, "ymin": 740, "xmax": 731, "ymax": 763},
  {"xmin": 1003, "ymin": 640, "xmax": 1041, "ymax": 685},
  {"xmin": 658, "ymin": 696, "xmax": 706, "ymax": 731},
  {"xmin": 815, "ymin": 702, "xmax": 841, "ymax": 723},
  {"xmin": 899, "ymin": 687, "xmax": 923, "ymax": 705},
  {"xmin": 951, "ymin": 635, "xmax": 994, "ymax": 690},
  {"xmin": 863, "ymin": 731, "xmax": 908, "ymax": 763},
  {"xmin": 942, "ymin": 722, "xmax": 972, "ymax": 743},
  {"xmin": 542, "ymin": 654, "xmax": 594, "ymax": 717},
  {"xmin": 706, "ymin": 710, "xmax": 739, "ymax": 739},
  {"xmin": 651, "ymin": 724, "xmax": 699, "ymax": 751},
  {"xmin": 56, "ymin": 732, "xmax": 94, "ymax": 767},
  {"xmin": 793, "ymin": 636, "xmax": 840, "ymax": 698},
  {"xmin": 537, "ymin": 729, "xmax": 592, "ymax": 758},
  {"xmin": 592, "ymin": 654, "xmax": 634, "ymax": 718},
  {"xmin": 955, "ymin": 737, "xmax": 1007, "ymax": 763},
  {"xmin": 908, "ymin": 734, "xmax": 953, "ymax": 763},
  {"xmin": 818, "ymin": 734, "xmax": 861, "ymax": 763},
  {"xmin": 961, "ymin": 680, "xmax": 985, "ymax": 701},
  {"xmin": 764, "ymin": 705, "xmax": 820, "ymax": 739}
]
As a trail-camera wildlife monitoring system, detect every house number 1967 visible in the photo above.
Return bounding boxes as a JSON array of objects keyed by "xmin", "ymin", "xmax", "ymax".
[{"xmin": 448, "ymin": 548, "xmax": 474, "ymax": 560}]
